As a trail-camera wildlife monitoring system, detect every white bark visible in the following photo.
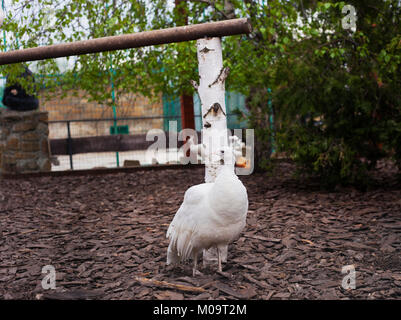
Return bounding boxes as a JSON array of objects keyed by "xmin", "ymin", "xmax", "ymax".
[
  {"xmin": 196, "ymin": 37, "xmax": 229, "ymax": 182},
  {"xmin": 194, "ymin": 37, "xmax": 229, "ymax": 265}
]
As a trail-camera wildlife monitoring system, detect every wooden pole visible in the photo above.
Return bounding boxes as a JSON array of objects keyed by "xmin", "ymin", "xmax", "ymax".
[{"xmin": 0, "ymin": 19, "xmax": 251, "ymax": 65}]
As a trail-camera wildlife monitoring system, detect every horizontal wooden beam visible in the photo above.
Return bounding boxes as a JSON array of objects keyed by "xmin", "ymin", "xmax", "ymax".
[
  {"xmin": 1, "ymin": 163, "xmax": 204, "ymax": 179},
  {"xmin": 50, "ymin": 131, "xmax": 202, "ymax": 155},
  {"xmin": 0, "ymin": 19, "xmax": 251, "ymax": 65}
]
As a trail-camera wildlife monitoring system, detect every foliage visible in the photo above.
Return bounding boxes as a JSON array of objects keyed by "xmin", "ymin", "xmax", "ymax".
[
  {"xmin": 269, "ymin": 0, "xmax": 401, "ymax": 187},
  {"xmin": 227, "ymin": 0, "xmax": 401, "ymax": 187}
]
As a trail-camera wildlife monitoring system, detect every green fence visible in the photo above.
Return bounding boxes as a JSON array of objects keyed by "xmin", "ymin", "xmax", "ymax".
[{"xmin": 0, "ymin": 86, "xmax": 5, "ymax": 108}]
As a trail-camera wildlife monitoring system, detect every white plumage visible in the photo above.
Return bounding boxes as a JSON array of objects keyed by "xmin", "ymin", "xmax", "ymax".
[{"xmin": 166, "ymin": 145, "xmax": 248, "ymax": 275}]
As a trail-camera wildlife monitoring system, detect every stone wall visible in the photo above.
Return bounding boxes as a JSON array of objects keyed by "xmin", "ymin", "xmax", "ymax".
[{"xmin": 0, "ymin": 109, "xmax": 51, "ymax": 174}]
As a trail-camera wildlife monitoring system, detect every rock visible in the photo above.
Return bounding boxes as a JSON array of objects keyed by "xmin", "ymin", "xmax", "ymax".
[
  {"xmin": 14, "ymin": 152, "xmax": 32, "ymax": 160},
  {"xmin": 38, "ymin": 158, "xmax": 51, "ymax": 171},
  {"xmin": 6, "ymin": 136, "xmax": 20, "ymax": 150},
  {"xmin": 41, "ymin": 139, "xmax": 50, "ymax": 155},
  {"xmin": 22, "ymin": 131, "xmax": 40, "ymax": 141},
  {"xmin": 124, "ymin": 160, "xmax": 141, "ymax": 167},
  {"xmin": 17, "ymin": 159, "xmax": 38, "ymax": 171},
  {"xmin": 21, "ymin": 141, "xmax": 40, "ymax": 152},
  {"xmin": 36, "ymin": 122, "xmax": 49, "ymax": 135},
  {"xmin": 13, "ymin": 121, "xmax": 37, "ymax": 132}
]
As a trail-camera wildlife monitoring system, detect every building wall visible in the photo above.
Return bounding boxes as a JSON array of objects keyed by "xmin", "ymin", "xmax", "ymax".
[{"xmin": 39, "ymin": 90, "xmax": 164, "ymax": 139}]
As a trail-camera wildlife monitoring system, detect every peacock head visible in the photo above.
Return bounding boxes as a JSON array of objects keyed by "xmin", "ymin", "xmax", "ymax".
[
  {"xmin": 218, "ymin": 145, "xmax": 246, "ymax": 168},
  {"xmin": 219, "ymin": 146, "xmax": 235, "ymax": 167}
]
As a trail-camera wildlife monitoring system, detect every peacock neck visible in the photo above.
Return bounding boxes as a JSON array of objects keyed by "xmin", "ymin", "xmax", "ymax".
[{"xmin": 216, "ymin": 164, "xmax": 235, "ymax": 178}]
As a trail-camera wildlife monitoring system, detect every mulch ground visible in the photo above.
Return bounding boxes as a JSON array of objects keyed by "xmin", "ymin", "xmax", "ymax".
[{"xmin": 0, "ymin": 161, "xmax": 400, "ymax": 300}]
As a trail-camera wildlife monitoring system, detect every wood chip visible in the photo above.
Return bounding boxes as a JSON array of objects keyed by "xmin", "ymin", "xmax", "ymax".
[{"xmin": 134, "ymin": 276, "xmax": 206, "ymax": 293}]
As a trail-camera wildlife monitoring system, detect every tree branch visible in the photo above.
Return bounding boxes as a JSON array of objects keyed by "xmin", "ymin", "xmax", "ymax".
[
  {"xmin": 208, "ymin": 66, "xmax": 230, "ymax": 87},
  {"xmin": 185, "ymin": 0, "xmax": 234, "ymax": 20}
]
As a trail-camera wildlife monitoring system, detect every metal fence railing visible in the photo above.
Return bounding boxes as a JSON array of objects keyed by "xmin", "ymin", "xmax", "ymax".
[{"xmin": 48, "ymin": 114, "xmax": 246, "ymax": 171}]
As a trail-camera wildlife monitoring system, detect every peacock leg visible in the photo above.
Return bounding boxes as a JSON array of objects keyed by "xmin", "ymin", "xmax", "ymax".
[
  {"xmin": 192, "ymin": 252, "xmax": 198, "ymax": 277},
  {"xmin": 217, "ymin": 246, "xmax": 222, "ymax": 272}
]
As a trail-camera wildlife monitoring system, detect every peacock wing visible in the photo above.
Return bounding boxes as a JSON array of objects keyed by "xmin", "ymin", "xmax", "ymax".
[{"xmin": 166, "ymin": 183, "xmax": 213, "ymax": 261}]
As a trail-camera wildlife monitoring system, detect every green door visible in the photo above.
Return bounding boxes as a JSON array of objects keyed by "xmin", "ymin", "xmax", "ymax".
[{"xmin": 162, "ymin": 94, "xmax": 182, "ymax": 132}]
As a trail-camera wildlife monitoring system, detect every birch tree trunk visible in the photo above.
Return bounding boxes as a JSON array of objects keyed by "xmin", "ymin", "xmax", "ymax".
[{"xmin": 194, "ymin": 37, "xmax": 229, "ymax": 265}]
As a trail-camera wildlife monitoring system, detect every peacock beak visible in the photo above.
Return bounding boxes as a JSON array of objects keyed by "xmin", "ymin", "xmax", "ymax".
[{"xmin": 235, "ymin": 157, "xmax": 247, "ymax": 168}]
